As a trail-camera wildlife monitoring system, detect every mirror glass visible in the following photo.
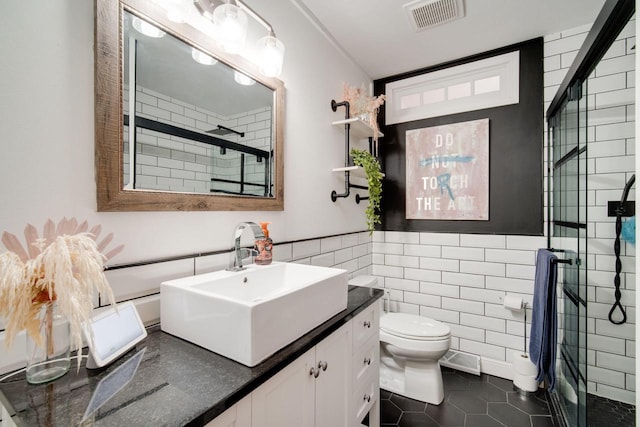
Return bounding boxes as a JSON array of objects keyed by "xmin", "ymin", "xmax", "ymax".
[
  {"xmin": 95, "ymin": 0, "xmax": 284, "ymax": 211},
  {"xmin": 124, "ymin": 10, "xmax": 274, "ymax": 197}
]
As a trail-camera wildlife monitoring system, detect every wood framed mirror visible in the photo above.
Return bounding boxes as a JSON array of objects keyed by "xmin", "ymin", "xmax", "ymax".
[{"xmin": 95, "ymin": 0, "xmax": 284, "ymax": 211}]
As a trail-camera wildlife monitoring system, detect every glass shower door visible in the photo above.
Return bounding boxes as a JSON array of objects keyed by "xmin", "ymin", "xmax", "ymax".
[{"xmin": 548, "ymin": 80, "xmax": 588, "ymax": 427}]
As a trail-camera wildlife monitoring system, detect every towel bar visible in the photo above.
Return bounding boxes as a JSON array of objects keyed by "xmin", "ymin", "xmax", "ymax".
[{"xmin": 551, "ymin": 258, "xmax": 572, "ymax": 265}]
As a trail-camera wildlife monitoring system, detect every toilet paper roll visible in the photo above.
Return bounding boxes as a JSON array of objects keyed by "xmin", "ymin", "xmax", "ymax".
[
  {"xmin": 514, "ymin": 354, "xmax": 537, "ymax": 376},
  {"xmin": 513, "ymin": 353, "xmax": 539, "ymax": 392},
  {"xmin": 503, "ymin": 295, "xmax": 523, "ymax": 311},
  {"xmin": 513, "ymin": 372, "xmax": 539, "ymax": 392}
]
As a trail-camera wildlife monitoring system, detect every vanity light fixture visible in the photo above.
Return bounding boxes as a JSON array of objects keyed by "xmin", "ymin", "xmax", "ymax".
[
  {"xmin": 257, "ymin": 33, "xmax": 285, "ymax": 77},
  {"xmin": 234, "ymin": 70, "xmax": 256, "ymax": 86},
  {"xmin": 235, "ymin": 0, "xmax": 285, "ymax": 77},
  {"xmin": 132, "ymin": 16, "xmax": 166, "ymax": 38},
  {"xmin": 191, "ymin": 47, "xmax": 218, "ymax": 65},
  {"xmin": 212, "ymin": 1, "xmax": 248, "ymax": 54},
  {"xmin": 193, "ymin": 0, "xmax": 285, "ymax": 77}
]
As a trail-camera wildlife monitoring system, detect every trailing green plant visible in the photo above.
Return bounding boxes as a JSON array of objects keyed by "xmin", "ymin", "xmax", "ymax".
[{"xmin": 350, "ymin": 148, "xmax": 383, "ymax": 234}]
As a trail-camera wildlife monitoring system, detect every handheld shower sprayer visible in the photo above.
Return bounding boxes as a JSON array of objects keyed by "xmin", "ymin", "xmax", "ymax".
[{"xmin": 608, "ymin": 174, "xmax": 635, "ymax": 325}]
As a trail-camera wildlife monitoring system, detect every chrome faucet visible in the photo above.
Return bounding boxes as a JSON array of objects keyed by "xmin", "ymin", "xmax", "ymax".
[{"xmin": 227, "ymin": 222, "xmax": 265, "ymax": 272}]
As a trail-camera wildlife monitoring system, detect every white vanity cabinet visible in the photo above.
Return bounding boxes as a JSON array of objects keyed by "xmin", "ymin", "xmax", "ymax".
[
  {"xmin": 210, "ymin": 301, "xmax": 380, "ymax": 427},
  {"xmin": 350, "ymin": 303, "xmax": 380, "ymax": 427},
  {"xmin": 252, "ymin": 324, "xmax": 351, "ymax": 427},
  {"xmin": 251, "ymin": 348, "xmax": 315, "ymax": 427},
  {"xmin": 205, "ymin": 395, "xmax": 252, "ymax": 427}
]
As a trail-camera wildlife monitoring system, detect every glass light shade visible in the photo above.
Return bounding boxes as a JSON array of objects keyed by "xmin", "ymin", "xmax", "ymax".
[
  {"xmin": 257, "ymin": 35, "xmax": 285, "ymax": 77},
  {"xmin": 161, "ymin": 0, "xmax": 189, "ymax": 23},
  {"xmin": 166, "ymin": 6, "xmax": 187, "ymax": 23},
  {"xmin": 234, "ymin": 71, "xmax": 255, "ymax": 86},
  {"xmin": 212, "ymin": 3, "xmax": 248, "ymax": 54},
  {"xmin": 191, "ymin": 48, "xmax": 217, "ymax": 65},
  {"xmin": 131, "ymin": 16, "xmax": 165, "ymax": 38}
]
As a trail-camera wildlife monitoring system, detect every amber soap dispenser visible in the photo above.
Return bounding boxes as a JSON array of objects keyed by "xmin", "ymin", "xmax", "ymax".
[{"xmin": 255, "ymin": 222, "xmax": 273, "ymax": 265}]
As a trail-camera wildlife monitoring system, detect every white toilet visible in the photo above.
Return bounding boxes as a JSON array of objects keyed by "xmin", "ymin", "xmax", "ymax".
[
  {"xmin": 348, "ymin": 275, "xmax": 451, "ymax": 405},
  {"xmin": 379, "ymin": 312, "xmax": 451, "ymax": 404}
]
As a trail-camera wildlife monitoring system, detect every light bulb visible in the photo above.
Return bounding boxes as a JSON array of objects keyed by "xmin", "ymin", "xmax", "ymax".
[
  {"xmin": 132, "ymin": 16, "xmax": 165, "ymax": 38},
  {"xmin": 161, "ymin": 0, "xmax": 188, "ymax": 23},
  {"xmin": 234, "ymin": 71, "xmax": 255, "ymax": 86},
  {"xmin": 191, "ymin": 48, "xmax": 217, "ymax": 65},
  {"xmin": 257, "ymin": 35, "xmax": 285, "ymax": 77},
  {"xmin": 212, "ymin": 3, "xmax": 248, "ymax": 54}
]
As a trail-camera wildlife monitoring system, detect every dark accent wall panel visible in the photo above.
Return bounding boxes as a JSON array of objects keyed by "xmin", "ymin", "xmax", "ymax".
[{"xmin": 373, "ymin": 38, "xmax": 544, "ymax": 235}]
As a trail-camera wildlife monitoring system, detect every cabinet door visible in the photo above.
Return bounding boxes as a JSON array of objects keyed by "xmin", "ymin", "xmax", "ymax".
[
  {"xmin": 252, "ymin": 348, "xmax": 315, "ymax": 427},
  {"xmin": 314, "ymin": 325, "xmax": 352, "ymax": 427},
  {"xmin": 205, "ymin": 395, "xmax": 251, "ymax": 427}
]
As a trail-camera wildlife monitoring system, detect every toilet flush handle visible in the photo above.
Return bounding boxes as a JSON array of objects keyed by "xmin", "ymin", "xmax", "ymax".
[{"xmin": 363, "ymin": 320, "xmax": 371, "ymax": 328}]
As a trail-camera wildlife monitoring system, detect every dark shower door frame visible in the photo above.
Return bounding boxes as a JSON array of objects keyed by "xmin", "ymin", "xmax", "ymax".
[
  {"xmin": 545, "ymin": 1, "xmax": 635, "ymax": 426},
  {"xmin": 547, "ymin": 82, "xmax": 588, "ymax": 427}
]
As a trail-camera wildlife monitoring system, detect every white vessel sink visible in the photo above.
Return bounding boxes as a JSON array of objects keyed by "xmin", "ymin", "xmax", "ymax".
[{"xmin": 160, "ymin": 262, "xmax": 348, "ymax": 367}]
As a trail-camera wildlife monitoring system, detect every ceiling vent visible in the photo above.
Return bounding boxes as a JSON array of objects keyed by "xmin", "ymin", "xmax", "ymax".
[{"xmin": 403, "ymin": 0, "xmax": 465, "ymax": 32}]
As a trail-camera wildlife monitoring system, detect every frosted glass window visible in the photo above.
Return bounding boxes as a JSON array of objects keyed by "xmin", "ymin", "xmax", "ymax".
[
  {"xmin": 422, "ymin": 88, "xmax": 445, "ymax": 105},
  {"xmin": 400, "ymin": 93, "xmax": 421, "ymax": 110},
  {"xmin": 474, "ymin": 76, "xmax": 501, "ymax": 95},
  {"xmin": 385, "ymin": 51, "xmax": 519, "ymax": 124},
  {"xmin": 447, "ymin": 82, "xmax": 471, "ymax": 100}
]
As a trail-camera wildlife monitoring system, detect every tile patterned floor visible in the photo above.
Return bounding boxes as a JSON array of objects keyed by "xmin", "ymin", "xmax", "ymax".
[
  {"xmin": 378, "ymin": 367, "xmax": 637, "ymax": 427},
  {"xmin": 586, "ymin": 393, "xmax": 635, "ymax": 427},
  {"xmin": 380, "ymin": 367, "xmax": 554, "ymax": 427}
]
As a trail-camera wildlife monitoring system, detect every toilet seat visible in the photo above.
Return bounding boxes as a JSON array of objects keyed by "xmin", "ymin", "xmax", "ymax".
[{"xmin": 381, "ymin": 313, "xmax": 450, "ymax": 341}]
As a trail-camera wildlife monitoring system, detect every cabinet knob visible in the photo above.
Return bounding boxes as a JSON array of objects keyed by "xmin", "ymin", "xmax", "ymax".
[
  {"xmin": 363, "ymin": 321, "xmax": 371, "ymax": 328},
  {"xmin": 363, "ymin": 394, "xmax": 371, "ymax": 402},
  {"xmin": 318, "ymin": 360, "xmax": 328, "ymax": 371},
  {"xmin": 364, "ymin": 357, "xmax": 371, "ymax": 366},
  {"xmin": 309, "ymin": 367, "xmax": 320, "ymax": 378}
]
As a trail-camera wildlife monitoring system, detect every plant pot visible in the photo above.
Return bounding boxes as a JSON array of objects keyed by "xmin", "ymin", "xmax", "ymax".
[{"xmin": 26, "ymin": 302, "xmax": 70, "ymax": 384}]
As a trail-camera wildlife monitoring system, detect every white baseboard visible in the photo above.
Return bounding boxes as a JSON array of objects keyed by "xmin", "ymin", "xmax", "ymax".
[{"xmin": 480, "ymin": 357, "xmax": 513, "ymax": 380}]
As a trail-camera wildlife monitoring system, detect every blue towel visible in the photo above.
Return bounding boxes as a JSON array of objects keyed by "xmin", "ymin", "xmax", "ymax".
[{"xmin": 529, "ymin": 249, "xmax": 558, "ymax": 391}]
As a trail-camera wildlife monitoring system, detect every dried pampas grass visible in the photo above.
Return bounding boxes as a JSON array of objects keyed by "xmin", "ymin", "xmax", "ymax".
[
  {"xmin": 0, "ymin": 218, "xmax": 123, "ymax": 370},
  {"xmin": 342, "ymin": 83, "xmax": 386, "ymax": 142}
]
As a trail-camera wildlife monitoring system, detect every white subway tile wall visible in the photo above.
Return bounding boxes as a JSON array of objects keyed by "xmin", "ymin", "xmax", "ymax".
[
  {"xmin": 577, "ymin": 17, "xmax": 634, "ymax": 403},
  {"xmin": 373, "ymin": 231, "xmax": 538, "ymax": 362}
]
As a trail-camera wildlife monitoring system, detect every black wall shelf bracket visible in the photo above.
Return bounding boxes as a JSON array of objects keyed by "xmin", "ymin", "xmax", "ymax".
[{"xmin": 331, "ymin": 99, "xmax": 353, "ymax": 202}]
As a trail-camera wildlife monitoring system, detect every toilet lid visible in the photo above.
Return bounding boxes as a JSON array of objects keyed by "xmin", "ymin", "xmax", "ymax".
[{"xmin": 380, "ymin": 313, "xmax": 450, "ymax": 340}]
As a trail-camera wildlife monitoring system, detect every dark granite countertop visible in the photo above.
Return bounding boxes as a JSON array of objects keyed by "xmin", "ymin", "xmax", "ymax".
[{"xmin": 0, "ymin": 285, "xmax": 382, "ymax": 426}]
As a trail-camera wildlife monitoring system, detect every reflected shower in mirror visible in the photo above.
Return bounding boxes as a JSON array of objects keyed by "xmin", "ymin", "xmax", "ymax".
[
  {"xmin": 123, "ymin": 10, "xmax": 275, "ymax": 197},
  {"xmin": 95, "ymin": 0, "xmax": 284, "ymax": 212}
]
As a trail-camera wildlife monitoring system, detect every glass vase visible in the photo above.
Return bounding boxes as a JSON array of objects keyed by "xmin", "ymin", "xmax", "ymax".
[{"xmin": 26, "ymin": 302, "xmax": 71, "ymax": 384}]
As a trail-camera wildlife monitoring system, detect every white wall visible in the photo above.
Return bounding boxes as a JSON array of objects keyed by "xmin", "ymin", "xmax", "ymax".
[{"xmin": 0, "ymin": 0, "xmax": 371, "ymax": 266}]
